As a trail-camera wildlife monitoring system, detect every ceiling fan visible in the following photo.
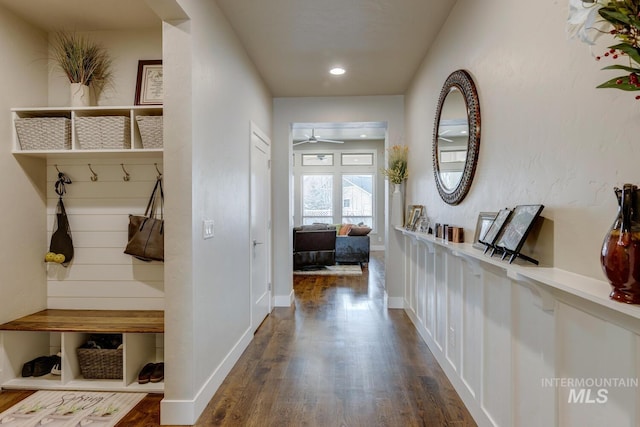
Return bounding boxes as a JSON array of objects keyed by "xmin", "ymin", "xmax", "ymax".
[
  {"xmin": 438, "ymin": 129, "xmax": 453, "ymax": 143},
  {"xmin": 293, "ymin": 129, "xmax": 344, "ymax": 146}
]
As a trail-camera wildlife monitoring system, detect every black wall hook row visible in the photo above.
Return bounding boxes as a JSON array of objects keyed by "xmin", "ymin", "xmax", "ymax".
[
  {"xmin": 121, "ymin": 163, "xmax": 131, "ymax": 181},
  {"xmin": 88, "ymin": 164, "xmax": 98, "ymax": 182}
]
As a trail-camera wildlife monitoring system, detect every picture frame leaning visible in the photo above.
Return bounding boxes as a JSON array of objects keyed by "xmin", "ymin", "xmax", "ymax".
[
  {"xmin": 479, "ymin": 208, "xmax": 512, "ymax": 255},
  {"xmin": 405, "ymin": 205, "xmax": 424, "ymax": 230},
  {"xmin": 495, "ymin": 204, "xmax": 544, "ymax": 264},
  {"xmin": 472, "ymin": 212, "xmax": 497, "ymax": 250},
  {"xmin": 135, "ymin": 60, "xmax": 163, "ymax": 105}
]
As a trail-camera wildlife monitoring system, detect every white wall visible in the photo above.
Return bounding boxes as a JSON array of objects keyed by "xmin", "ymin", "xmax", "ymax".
[
  {"xmin": 273, "ymin": 96, "xmax": 404, "ymax": 306},
  {"xmin": 0, "ymin": 6, "xmax": 48, "ymax": 324},
  {"xmin": 161, "ymin": 0, "xmax": 272, "ymax": 424},
  {"xmin": 405, "ymin": 0, "xmax": 639, "ymax": 281}
]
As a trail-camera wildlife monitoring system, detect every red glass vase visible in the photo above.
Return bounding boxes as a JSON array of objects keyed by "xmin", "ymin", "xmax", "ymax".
[{"xmin": 601, "ymin": 183, "xmax": 640, "ymax": 304}]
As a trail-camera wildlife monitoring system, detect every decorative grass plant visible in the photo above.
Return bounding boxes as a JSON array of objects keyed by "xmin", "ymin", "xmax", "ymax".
[{"xmin": 51, "ymin": 31, "xmax": 113, "ymax": 94}]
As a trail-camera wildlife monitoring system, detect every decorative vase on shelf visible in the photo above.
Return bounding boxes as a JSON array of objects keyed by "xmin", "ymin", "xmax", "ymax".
[
  {"xmin": 391, "ymin": 182, "xmax": 404, "ymax": 227},
  {"xmin": 70, "ymin": 83, "xmax": 91, "ymax": 107},
  {"xmin": 601, "ymin": 183, "xmax": 640, "ymax": 304}
]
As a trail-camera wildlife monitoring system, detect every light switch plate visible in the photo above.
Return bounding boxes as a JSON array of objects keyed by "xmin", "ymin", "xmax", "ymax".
[{"xmin": 203, "ymin": 219, "xmax": 214, "ymax": 239}]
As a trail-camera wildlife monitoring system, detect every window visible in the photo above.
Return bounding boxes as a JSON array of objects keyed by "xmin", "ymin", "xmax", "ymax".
[
  {"xmin": 301, "ymin": 175, "xmax": 333, "ymax": 225},
  {"xmin": 341, "ymin": 153, "xmax": 373, "ymax": 166},
  {"xmin": 295, "ymin": 149, "xmax": 378, "ymax": 230},
  {"xmin": 302, "ymin": 153, "xmax": 333, "ymax": 166},
  {"xmin": 342, "ymin": 174, "xmax": 373, "ymax": 227}
]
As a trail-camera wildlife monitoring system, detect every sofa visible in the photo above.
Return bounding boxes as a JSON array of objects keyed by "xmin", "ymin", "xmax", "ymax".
[
  {"xmin": 293, "ymin": 227, "xmax": 336, "ymax": 270},
  {"xmin": 293, "ymin": 224, "xmax": 371, "ymax": 270}
]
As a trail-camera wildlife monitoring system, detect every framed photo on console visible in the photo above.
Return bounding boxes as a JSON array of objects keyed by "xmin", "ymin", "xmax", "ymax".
[
  {"xmin": 135, "ymin": 60, "xmax": 163, "ymax": 105},
  {"xmin": 472, "ymin": 212, "xmax": 497, "ymax": 250},
  {"xmin": 479, "ymin": 208, "xmax": 512, "ymax": 253},
  {"xmin": 405, "ymin": 205, "xmax": 424, "ymax": 230},
  {"xmin": 495, "ymin": 204, "xmax": 544, "ymax": 261}
]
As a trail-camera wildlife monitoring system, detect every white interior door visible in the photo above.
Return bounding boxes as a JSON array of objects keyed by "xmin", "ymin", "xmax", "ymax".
[{"xmin": 250, "ymin": 123, "xmax": 271, "ymax": 332}]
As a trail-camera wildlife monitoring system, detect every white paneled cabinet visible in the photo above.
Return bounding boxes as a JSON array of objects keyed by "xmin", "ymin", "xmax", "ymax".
[{"xmin": 398, "ymin": 227, "xmax": 640, "ymax": 427}]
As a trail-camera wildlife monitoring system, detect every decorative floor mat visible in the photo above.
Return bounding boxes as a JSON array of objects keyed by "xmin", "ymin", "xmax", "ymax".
[{"xmin": 0, "ymin": 390, "xmax": 145, "ymax": 426}]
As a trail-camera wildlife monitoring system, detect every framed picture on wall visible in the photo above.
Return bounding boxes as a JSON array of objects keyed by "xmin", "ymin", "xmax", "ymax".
[{"xmin": 135, "ymin": 60, "xmax": 163, "ymax": 105}]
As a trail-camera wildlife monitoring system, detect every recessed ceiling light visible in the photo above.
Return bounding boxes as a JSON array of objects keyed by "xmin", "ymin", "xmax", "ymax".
[
  {"xmin": 329, "ymin": 67, "xmax": 346, "ymax": 75},
  {"xmin": 360, "ymin": 134, "xmax": 367, "ymax": 138}
]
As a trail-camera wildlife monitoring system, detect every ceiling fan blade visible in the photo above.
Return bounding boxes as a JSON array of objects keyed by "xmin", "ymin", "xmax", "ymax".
[
  {"xmin": 438, "ymin": 136, "xmax": 453, "ymax": 143},
  {"xmin": 317, "ymin": 138, "xmax": 344, "ymax": 144},
  {"xmin": 293, "ymin": 141, "xmax": 308, "ymax": 146}
]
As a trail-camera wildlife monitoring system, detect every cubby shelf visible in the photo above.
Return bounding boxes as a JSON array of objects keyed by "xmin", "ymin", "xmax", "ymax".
[
  {"xmin": 0, "ymin": 310, "xmax": 164, "ymax": 393},
  {"xmin": 11, "ymin": 106, "xmax": 163, "ymax": 157}
]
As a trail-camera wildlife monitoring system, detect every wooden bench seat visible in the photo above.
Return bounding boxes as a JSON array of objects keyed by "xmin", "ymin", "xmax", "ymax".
[{"xmin": 0, "ymin": 309, "xmax": 164, "ymax": 334}]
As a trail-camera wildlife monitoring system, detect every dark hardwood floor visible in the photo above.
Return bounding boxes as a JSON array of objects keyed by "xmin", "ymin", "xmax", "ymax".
[{"xmin": 0, "ymin": 252, "xmax": 476, "ymax": 426}]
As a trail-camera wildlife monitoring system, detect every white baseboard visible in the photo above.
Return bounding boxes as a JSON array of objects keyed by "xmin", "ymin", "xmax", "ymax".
[
  {"xmin": 274, "ymin": 289, "xmax": 294, "ymax": 307},
  {"xmin": 160, "ymin": 326, "xmax": 253, "ymax": 425}
]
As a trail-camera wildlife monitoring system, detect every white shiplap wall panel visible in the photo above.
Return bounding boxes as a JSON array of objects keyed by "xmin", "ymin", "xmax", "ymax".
[
  {"xmin": 49, "ymin": 281, "xmax": 164, "ymax": 298},
  {"xmin": 46, "ymin": 158, "xmax": 164, "ymax": 310},
  {"xmin": 52, "ymin": 231, "xmax": 131, "ymax": 248}
]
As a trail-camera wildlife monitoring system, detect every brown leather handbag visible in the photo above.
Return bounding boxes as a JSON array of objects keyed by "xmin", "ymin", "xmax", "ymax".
[{"xmin": 124, "ymin": 177, "xmax": 164, "ymax": 262}]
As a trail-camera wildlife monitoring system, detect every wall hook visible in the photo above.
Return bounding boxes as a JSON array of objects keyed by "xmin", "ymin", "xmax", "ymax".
[
  {"xmin": 120, "ymin": 163, "xmax": 131, "ymax": 182},
  {"xmin": 88, "ymin": 164, "xmax": 98, "ymax": 182},
  {"xmin": 55, "ymin": 164, "xmax": 61, "ymax": 174},
  {"xmin": 154, "ymin": 163, "xmax": 163, "ymax": 180}
]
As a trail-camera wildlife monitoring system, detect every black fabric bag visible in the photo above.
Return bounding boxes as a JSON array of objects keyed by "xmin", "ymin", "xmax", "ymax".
[
  {"xmin": 48, "ymin": 172, "xmax": 74, "ymax": 266},
  {"xmin": 49, "ymin": 198, "xmax": 74, "ymax": 265},
  {"xmin": 124, "ymin": 177, "xmax": 164, "ymax": 262}
]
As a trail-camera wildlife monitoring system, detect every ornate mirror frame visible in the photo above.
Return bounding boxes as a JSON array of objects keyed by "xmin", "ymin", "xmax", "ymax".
[{"xmin": 432, "ymin": 70, "xmax": 481, "ymax": 205}]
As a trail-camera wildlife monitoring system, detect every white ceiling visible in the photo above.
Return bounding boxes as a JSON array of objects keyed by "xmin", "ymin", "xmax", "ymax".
[
  {"xmin": 216, "ymin": 0, "xmax": 456, "ymax": 97},
  {"xmin": 0, "ymin": 0, "xmax": 456, "ymax": 139},
  {"xmin": 0, "ymin": 0, "xmax": 161, "ymax": 31}
]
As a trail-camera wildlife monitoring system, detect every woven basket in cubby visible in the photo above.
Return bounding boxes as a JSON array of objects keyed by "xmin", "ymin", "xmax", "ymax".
[
  {"xmin": 76, "ymin": 348, "xmax": 123, "ymax": 379},
  {"xmin": 14, "ymin": 117, "xmax": 71, "ymax": 150},
  {"xmin": 76, "ymin": 116, "xmax": 131, "ymax": 149},
  {"xmin": 136, "ymin": 115, "xmax": 163, "ymax": 148}
]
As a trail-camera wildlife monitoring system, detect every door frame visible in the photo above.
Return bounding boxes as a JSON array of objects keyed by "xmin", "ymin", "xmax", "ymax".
[{"xmin": 250, "ymin": 121, "xmax": 272, "ymax": 331}]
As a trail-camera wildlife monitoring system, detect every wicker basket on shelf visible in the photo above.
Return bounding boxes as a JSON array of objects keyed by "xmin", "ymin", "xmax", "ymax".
[
  {"xmin": 76, "ymin": 347, "xmax": 123, "ymax": 379},
  {"xmin": 136, "ymin": 115, "xmax": 163, "ymax": 148},
  {"xmin": 14, "ymin": 117, "xmax": 71, "ymax": 150},
  {"xmin": 76, "ymin": 116, "xmax": 131, "ymax": 149}
]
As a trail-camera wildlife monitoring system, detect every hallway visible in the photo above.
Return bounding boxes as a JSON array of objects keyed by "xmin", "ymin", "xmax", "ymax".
[
  {"xmin": 195, "ymin": 252, "xmax": 475, "ymax": 426},
  {"xmin": 0, "ymin": 252, "xmax": 476, "ymax": 426}
]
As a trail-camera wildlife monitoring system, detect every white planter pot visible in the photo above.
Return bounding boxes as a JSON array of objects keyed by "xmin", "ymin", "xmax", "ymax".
[
  {"xmin": 391, "ymin": 183, "xmax": 404, "ymax": 227},
  {"xmin": 70, "ymin": 83, "xmax": 91, "ymax": 107}
]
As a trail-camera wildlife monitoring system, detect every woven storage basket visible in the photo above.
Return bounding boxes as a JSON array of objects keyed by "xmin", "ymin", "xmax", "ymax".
[
  {"xmin": 136, "ymin": 115, "xmax": 163, "ymax": 148},
  {"xmin": 76, "ymin": 116, "xmax": 131, "ymax": 149},
  {"xmin": 14, "ymin": 117, "xmax": 71, "ymax": 150},
  {"xmin": 77, "ymin": 348, "xmax": 123, "ymax": 379}
]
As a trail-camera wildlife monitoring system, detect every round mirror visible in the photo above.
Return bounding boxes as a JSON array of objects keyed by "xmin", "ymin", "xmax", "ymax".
[{"xmin": 432, "ymin": 70, "xmax": 480, "ymax": 205}]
